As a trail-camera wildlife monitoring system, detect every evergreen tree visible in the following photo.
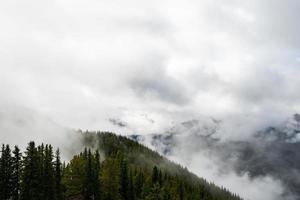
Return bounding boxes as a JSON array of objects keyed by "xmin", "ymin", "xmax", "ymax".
[
  {"xmin": 61, "ymin": 155, "xmax": 86, "ymax": 198},
  {"xmin": 84, "ymin": 149, "xmax": 93, "ymax": 200},
  {"xmin": 37, "ymin": 143, "xmax": 45, "ymax": 198},
  {"xmin": 54, "ymin": 149, "xmax": 64, "ymax": 200},
  {"xmin": 12, "ymin": 145, "xmax": 21, "ymax": 200},
  {"xmin": 119, "ymin": 158, "xmax": 129, "ymax": 200},
  {"xmin": 141, "ymin": 181, "xmax": 151, "ymax": 200},
  {"xmin": 0, "ymin": 144, "xmax": 13, "ymax": 200},
  {"xmin": 160, "ymin": 183, "xmax": 171, "ymax": 200},
  {"xmin": 177, "ymin": 181, "xmax": 184, "ymax": 200},
  {"xmin": 20, "ymin": 141, "xmax": 41, "ymax": 200},
  {"xmin": 128, "ymin": 171, "xmax": 135, "ymax": 200},
  {"xmin": 152, "ymin": 166, "xmax": 159, "ymax": 185},
  {"xmin": 101, "ymin": 158, "xmax": 120, "ymax": 200},
  {"xmin": 93, "ymin": 150, "xmax": 101, "ymax": 200},
  {"xmin": 43, "ymin": 145, "xmax": 55, "ymax": 200},
  {"xmin": 0, "ymin": 144, "xmax": 5, "ymax": 200},
  {"xmin": 146, "ymin": 183, "xmax": 161, "ymax": 200},
  {"xmin": 134, "ymin": 170, "xmax": 144, "ymax": 199}
]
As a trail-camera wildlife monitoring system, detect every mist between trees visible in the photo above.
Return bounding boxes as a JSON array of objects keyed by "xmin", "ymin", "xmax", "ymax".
[{"xmin": 0, "ymin": 131, "xmax": 242, "ymax": 200}]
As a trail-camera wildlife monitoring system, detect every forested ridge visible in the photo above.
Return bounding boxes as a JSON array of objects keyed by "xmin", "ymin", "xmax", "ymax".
[{"xmin": 0, "ymin": 131, "xmax": 242, "ymax": 200}]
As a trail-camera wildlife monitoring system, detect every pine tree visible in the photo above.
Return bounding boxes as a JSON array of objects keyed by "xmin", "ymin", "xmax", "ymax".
[
  {"xmin": 177, "ymin": 181, "xmax": 184, "ymax": 200},
  {"xmin": 146, "ymin": 183, "xmax": 161, "ymax": 200},
  {"xmin": 43, "ymin": 145, "xmax": 55, "ymax": 200},
  {"xmin": 54, "ymin": 149, "xmax": 64, "ymax": 200},
  {"xmin": 84, "ymin": 149, "xmax": 93, "ymax": 200},
  {"xmin": 0, "ymin": 144, "xmax": 5, "ymax": 200},
  {"xmin": 12, "ymin": 145, "xmax": 22, "ymax": 200},
  {"xmin": 37, "ymin": 143, "xmax": 45, "ymax": 198},
  {"xmin": 128, "ymin": 171, "xmax": 135, "ymax": 200},
  {"xmin": 61, "ymin": 155, "xmax": 86, "ymax": 198},
  {"xmin": 20, "ymin": 141, "xmax": 42, "ymax": 200},
  {"xmin": 134, "ymin": 170, "xmax": 144, "ymax": 199},
  {"xmin": 119, "ymin": 158, "xmax": 129, "ymax": 200},
  {"xmin": 101, "ymin": 158, "xmax": 120, "ymax": 200},
  {"xmin": 152, "ymin": 166, "xmax": 159, "ymax": 185},
  {"xmin": 0, "ymin": 144, "xmax": 13, "ymax": 200},
  {"xmin": 93, "ymin": 150, "xmax": 101, "ymax": 200},
  {"xmin": 160, "ymin": 183, "xmax": 171, "ymax": 200}
]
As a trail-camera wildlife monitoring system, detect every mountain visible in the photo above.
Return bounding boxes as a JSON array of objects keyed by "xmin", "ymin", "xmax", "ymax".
[
  {"xmin": 78, "ymin": 131, "xmax": 242, "ymax": 200},
  {"xmin": 0, "ymin": 131, "xmax": 241, "ymax": 200},
  {"xmin": 129, "ymin": 114, "xmax": 300, "ymax": 200}
]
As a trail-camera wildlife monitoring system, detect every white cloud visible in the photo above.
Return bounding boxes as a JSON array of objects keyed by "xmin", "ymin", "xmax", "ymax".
[{"xmin": 1, "ymin": 0, "xmax": 300, "ymax": 199}]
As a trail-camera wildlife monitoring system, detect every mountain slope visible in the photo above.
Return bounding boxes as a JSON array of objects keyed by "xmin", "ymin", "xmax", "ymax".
[{"xmin": 77, "ymin": 131, "xmax": 242, "ymax": 200}]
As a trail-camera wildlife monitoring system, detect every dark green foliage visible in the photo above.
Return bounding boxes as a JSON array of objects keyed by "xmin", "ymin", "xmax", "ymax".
[
  {"xmin": 93, "ymin": 150, "xmax": 101, "ymax": 200},
  {"xmin": 20, "ymin": 142, "xmax": 41, "ymax": 200},
  {"xmin": 84, "ymin": 149, "xmax": 93, "ymax": 199},
  {"xmin": 0, "ymin": 144, "xmax": 13, "ymax": 200},
  {"xmin": 128, "ymin": 171, "xmax": 135, "ymax": 200},
  {"xmin": 12, "ymin": 146, "xmax": 21, "ymax": 200},
  {"xmin": 100, "ymin": 157, "xmax": 120, "ymax": 200},
  {"xmin": 0, "ymin": 142, "xmax": 64, "ymax": 200},
  {"xmin": 119, "ymin": 158, "xmax": 129, "ymax": 200},
  {"xmin": 1, "ymin": 131, "xmax": 242, "ymax": 200},
  {"xmin": 81, "ymin": 131, "xmax": 243, "ymax": 200},
  {"xmin": 62, "ymin": 154, "xmax": 85, "ymax": 198},
  {"xmin": 151, "ymin": 166, "xmax": 159, "ymax": 185},
  {"xmin": 145, "ymin": 183, "xmax": 160, "ymax": 200},
  {"xmin": 43, "ymin": 145, "xmax": 55, "ymax": 200},
  {"xmin": 134, "ymin": 170, "xmax": 144, "ymax": 199},
  {"xmin": 62, "ymin": 148, "xmax": 102, "ymax": 200},
  {"xmin": 55, "ymin": 149, "xmax": 64, "ymax": 200}
]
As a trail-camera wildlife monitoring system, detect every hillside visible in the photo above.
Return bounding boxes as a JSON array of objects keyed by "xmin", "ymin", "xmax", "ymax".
[
  {"xmin": 78, "ymin": 131, "xmax": 242, "ymax": 200},
  {"xmin": 0, "ymin": 131, "xmax": 242, "ymax": 200}
]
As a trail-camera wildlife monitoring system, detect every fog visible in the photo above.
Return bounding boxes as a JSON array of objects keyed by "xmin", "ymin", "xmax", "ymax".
[{"xmin": 1, "ymin": 0, "xmax": 300, "ymax": 199}]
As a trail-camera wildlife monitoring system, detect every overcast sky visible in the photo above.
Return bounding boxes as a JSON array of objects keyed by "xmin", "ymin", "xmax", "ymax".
[
  {"xmin": 1, "ymin": 1, "xmax": 300, "ymax": 199},
  {"xmin": 1, "ymin": 0, "xmax": 300, "ymax": 136}
]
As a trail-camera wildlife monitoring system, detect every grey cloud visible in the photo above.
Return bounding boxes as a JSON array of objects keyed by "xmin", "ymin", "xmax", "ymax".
[
  {"xmin": 130, "ymin": 76, "xmax": 189, "ymax": 105},
  {"xmin": 133, "ymin": 115, "xmax": 300, "ymax": 200},
  {"xmin": 128, "ymin": 57, "xmax": 191, "ymax": 105},
  {"xmin": 1, "ymin": 0, "xmax": 300, "ymax": 199},
  {"xmin": 108, "ymin": 118, "xmax": 127, "ymax": 128}
]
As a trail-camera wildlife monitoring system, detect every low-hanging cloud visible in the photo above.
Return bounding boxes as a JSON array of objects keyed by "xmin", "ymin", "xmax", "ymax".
[
  {"xmin": 1, "ymin": 0, "xmax": 300, "ymax": 199},
  {"xmin": 132, "ymin": 116, "xmax": 300, "ymax": 200}
]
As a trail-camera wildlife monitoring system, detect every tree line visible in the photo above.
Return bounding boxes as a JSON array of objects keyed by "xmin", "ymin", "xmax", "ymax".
[
  {"xmin": 0, "ymin": 142, "xmax": 63, "ymax": 200},
  {"xmin": 1, "ymin": 132, "xmax": 242, "ymax": 200}
]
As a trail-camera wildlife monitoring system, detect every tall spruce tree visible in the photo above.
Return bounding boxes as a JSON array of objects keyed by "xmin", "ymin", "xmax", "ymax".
[
  {"xmin": 20, "ymin": 141, "xmax": 41, "ymax": 200},
  {"xmin": 43, "ymin": 145, "xmax": 55, "ymax": 200},
  {"xmin": 128, "ymin": 171, "xmax": 135, "ymax": 200},
  {"xmin": 146, "ymin": 183, "xmax": 161, "ymax": 200},
  {"xmin": 152, "ymin": 166, "xmax": 159, "ymax": 185},
  {"xmin": 0, "ymin": 144, "xmax": 13, "ymax": 200},
  {"xmin": 119, "ymin": 158, "xmax": 129, "ymax": 200},
  {"xmin": 93, "ymin": 150, "xmax": 101, "ymax": 200},
  {"xmin": 134, "ymin": 170, "xmax": 144, "ymax": 199},
  {"xmin": 37, "ymin": 143, "xmax": 45, "ymax": 197},
  {"xmin": 84, "ymin": 149, "xmax": 93, "ymax": 200},
  {"xmin": 54, "ymin": 149, "xmax": 64, "ymax": 200},
  {"xmin": 0, "ymin": 144, "xmax": 5, "ymax": 200},
  {"xmin": 12, "ymin": 145, "xmax": 21, "ymax": 200},
  {"xmin": 101, "ymin": 158, "xmax": 120, "ymax": 200}
]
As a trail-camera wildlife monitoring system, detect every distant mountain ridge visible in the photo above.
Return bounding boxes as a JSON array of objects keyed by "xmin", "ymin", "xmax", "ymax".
[{"xmin": 129, "ymin": 114, "xmax": 300, "ymax": 200}]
